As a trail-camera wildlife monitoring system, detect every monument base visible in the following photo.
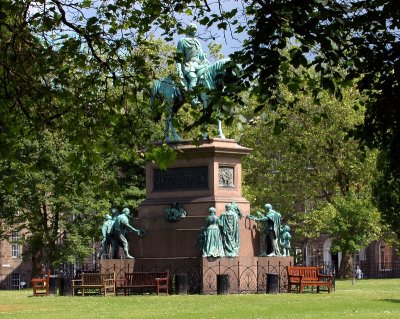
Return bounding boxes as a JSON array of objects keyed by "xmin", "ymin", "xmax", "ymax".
[
  {"xmin": 201, "ymin": 256, "xmax": 293, "ymax": 294},
  {"xmin": 132, "ymin": 139, "xmax": 259, "ymax": 258},
  {"xmin": 99, "ymin": 256, "xmax": 293, "ymax": 294}
]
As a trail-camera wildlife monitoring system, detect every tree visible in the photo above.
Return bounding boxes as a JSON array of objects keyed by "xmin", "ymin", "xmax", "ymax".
[
  {"xmin": 300, "ymin": 193, "xmax": 381, "ymax": 279},
  {"xmin": 0, "ymin": 130, "xmax": 107, "ymax": 272},
  {"xmin": 239, "ymin": 64, "xmax": 380, "ymax": 277},
  {"xmin": 0, "ymin": 1, "xmax": 174, "ymax": 270},
  {"xmin": 372, "ymin": 151, "xmax": 400, "ymax": 238},
  {"xmin": 0, "ymin": 0, "xmax": 179, "ymax": 146},
  {"xmin": 0, "ymin": 116, "xmax": 155, "ymax": 272},
  {"xmin": 240, "ymin": 65, "xmax": 376, "ymax": 214}
]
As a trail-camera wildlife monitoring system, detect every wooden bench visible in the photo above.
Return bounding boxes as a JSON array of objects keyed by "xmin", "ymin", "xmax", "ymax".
[
  {"xmin": 72, "ymin": 272, "xmax": 116, "ymax": 296},
  {"xmin": 116, "ymin": 271, "xmax": 169, "ymax": 295},
  {"xmin": 287, "ymin": 266, "xmax": 333, "ymax": 293},
  {"xmin": 32, "ymin": 270, "xmax": 50, "ymax": 296}
]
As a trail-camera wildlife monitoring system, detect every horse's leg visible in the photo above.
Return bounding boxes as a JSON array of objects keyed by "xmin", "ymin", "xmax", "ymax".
[
  {"xmin": 166, "ymin": 104, "xmax": 180, "ymax": 141},
  {"xmin": 200, "ymin": 93, "xmax": 225, "ymax": 139},
  {"xmin": 199, "ymin": 92, "xmax": 208, "ymax": 140},
  {"xmin": 217, "ymin": 119, "xmax": 226, "ymax": 139},
  {"xmin": 165, "ymin": 117, "xmax": 171, "ymax": 142},
  {"xmin": 170, "ymin": 118, "xmax": 180, "ymax": 141},
  {"xmin": 200, "ymin": 93, "xmax": 209, "ymax": 140}
]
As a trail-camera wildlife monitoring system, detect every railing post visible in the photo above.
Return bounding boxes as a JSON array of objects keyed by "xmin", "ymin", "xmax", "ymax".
[
  {"xmin": 256, "ymin": 260, "xmax": 259, "ymax": 294},
  {"xmin": 237, "ymin": 261, "xmax": 240, "ymax": 294}
]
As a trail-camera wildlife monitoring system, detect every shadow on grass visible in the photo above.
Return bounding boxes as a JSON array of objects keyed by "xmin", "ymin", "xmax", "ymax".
[{"xmin": 381, "ymin": 299, "xmax": 400, "ymax": 304}]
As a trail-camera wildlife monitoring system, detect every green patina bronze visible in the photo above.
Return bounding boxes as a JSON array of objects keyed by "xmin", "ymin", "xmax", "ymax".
[
  {"xmin": 176, "ymin": 23, "xmax": 210, "ymax": 93},
  {"xmin": 111, "ymin": 208, "xmax": 145, "ymax": 259},
  {"xmin": 201, "ymin": 207, "xmax": 225, "ymax": 258},
  {"xmin": 219, "ymin": 203, "xmax": 241, "ymax": 257},
  {"xmin": 164, "ymin": 202, "xmax": 187, "ymax": 222},
  {"xmin": 150, "ymin": 24, "xmax": 238, "ymax": 141},
  {"xmin": 280, "ymin": 225, "xmax": 292, "ymax": 256},
  {"xmin": 150, "ymin": 77, "xmax": 184, "ymax": 141},
  {"xmin": 248, "ymin": 204, "xmax": 282, "ymax": 257},
  {"xmin": 98, "ymin": 214, "xmax": 114, "ymax": 259}
]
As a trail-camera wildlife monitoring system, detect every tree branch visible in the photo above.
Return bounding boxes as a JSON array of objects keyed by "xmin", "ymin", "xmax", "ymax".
[{"xmin": 52, "ymin": 0, "xmax": 116, "ymax": 79}]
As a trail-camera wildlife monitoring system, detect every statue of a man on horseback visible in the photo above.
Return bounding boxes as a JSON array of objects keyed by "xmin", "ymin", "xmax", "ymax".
[
  {"xmin": 150, "ymin": 23, "xmax": 238, "ymax": 141},
  {"xmin": 176, "ymin": 23, "xmax": 210, "ymax": 92}
]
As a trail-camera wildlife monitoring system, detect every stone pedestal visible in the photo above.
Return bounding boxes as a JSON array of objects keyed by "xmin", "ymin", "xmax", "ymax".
[
  {"xmin": 122, "ymin": 139, "xmax": 294, "ymax": 293},
  {"xmin": 131, "ymin": 138, "xmax": 259, "ymax": 258}
]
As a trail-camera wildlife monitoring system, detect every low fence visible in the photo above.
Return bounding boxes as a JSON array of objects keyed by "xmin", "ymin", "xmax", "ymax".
[
  {"xmin": 1, "ymin": 261, "xmax": 292, "ymax": 294},
  {"xmin": 2, "ymin": 261, "xmax": 400, "ymax": 292},
  {"xmin": 302, "ymin": 261, "xmax": 400, "ymax": 279},
  {"xmin": 359, "ymin": 261, "xmax": 400, "ymax": 279},
  {"xmin": 0, "ymin": 274, "xmax": 32, "ymax": 290},
  {"xmin": 65, "ymin": 260, "xmax": 292, "ymax": 294}
]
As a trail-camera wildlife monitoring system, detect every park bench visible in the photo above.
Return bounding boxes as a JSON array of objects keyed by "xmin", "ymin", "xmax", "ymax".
[
  {"xmin": 116, "ymin": 271, "xmax": 169, "ymax": 295},
  {"xmin": 31, "ymin": 270, "xmax": 50, "ymax": 296},
  {"xmin": 287, "ymin": 266, "xmax": 333, "ymax": 293},
  {"xmin": 72, "ymin": 272, "xmax": 116, "ymax": 296}
]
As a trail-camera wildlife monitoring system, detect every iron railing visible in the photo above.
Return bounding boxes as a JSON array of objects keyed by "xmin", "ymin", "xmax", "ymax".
[{"xmin": 2, "ymin": 261, "xmax": 399, "ymax": 292}]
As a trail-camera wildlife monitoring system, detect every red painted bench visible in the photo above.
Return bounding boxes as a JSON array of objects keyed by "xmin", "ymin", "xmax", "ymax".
[
  {"xmin": 31, "ymin": 270, "xmax": 50, "ymax": 296},
  {"xmin": 116, "ymin": 271, "xmax": 169, "ymax": 295},
  {"xmin": 287, "ymin": 266, "xmax": 333, "ymax": 293}
]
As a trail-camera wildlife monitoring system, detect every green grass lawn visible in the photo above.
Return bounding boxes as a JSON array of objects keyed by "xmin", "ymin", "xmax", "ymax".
[{"xmin": 1, "ymin": 279, "xmax": 400, "ymax": 319}]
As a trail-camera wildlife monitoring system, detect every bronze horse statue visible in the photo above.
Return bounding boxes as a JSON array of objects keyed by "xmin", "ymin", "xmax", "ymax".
[{"xmin": 150, "ymin": 58, "xmax": 238, "ymax": 141}]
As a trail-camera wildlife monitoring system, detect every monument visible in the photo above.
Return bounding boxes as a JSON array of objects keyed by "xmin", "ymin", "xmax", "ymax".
[{"xmin": 100, "ymin": 24, "xmax": 293, "ymax": 293}]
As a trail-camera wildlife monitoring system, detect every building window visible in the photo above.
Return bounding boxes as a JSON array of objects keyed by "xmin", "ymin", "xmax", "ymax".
[
  {"xmin": 11, "ymin": 273, "xmax": 20, "ymax": 290},
  {"xmin": 305, "ymin": 242, "xmax": 318, "ymax": 266},
  {"xmin": 11, "ymin": 230, "xmax": 20, "ymax": 258},
  {"xmin": 355, "ymin": 248, "xmax": 367, "ymax": 263},
  {"xmin": 379, "ymin": 241, "xmax": 392, "ymax": 271}
]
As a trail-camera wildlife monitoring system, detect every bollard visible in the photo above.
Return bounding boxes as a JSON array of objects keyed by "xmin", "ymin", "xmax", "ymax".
[
  {"xmin": 216, "ymin": 274, "xmax": 229, "ymax": 295},
  {"xmin": 175, "ymin": 274, "xmax": 188, "ymax": 295},
  {"xmin": 58, "ymin": 275, "xmax": 72, "ymax": 296},
  {"xmin": 49, "ymin": 275, "xmax": 58, "ymax": 294},
  {"xmin": 266, "ymin": 273, "xmax": 279, "ymax": 294}
]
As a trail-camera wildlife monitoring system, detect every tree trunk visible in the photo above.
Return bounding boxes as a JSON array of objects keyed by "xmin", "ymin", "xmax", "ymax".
[
  {"xmin": 338, "ymin": 252, "xmax": 353, "ymax": 279},
  {"xmin": 31, "ymin": 245, "xmax": 44, "ymax": 277}
]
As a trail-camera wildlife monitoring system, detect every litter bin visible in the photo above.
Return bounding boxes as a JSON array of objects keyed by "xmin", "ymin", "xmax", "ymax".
[
  {"xmin": 174, "ymin": 274, "xmax": 188, "ymax": 295},
  {"xmin": 266, "ymin": 273, "xmax": 279, "ymax": 294},
  {"xmin": 58, "ymin": 273, "xmax": 73, "ymax": 296},
  {"xmin": 49, "ymin": 275, "xmax": 58, "ymax": 294},
  {"xmin": 217, "ymin": 274, "xmax": 229, "ymax": 295}
]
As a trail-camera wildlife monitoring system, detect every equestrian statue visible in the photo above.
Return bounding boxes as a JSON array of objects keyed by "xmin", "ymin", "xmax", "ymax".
[{"xmin": 150, "ymin": 23, "xmax": 240, "ymax": 141}]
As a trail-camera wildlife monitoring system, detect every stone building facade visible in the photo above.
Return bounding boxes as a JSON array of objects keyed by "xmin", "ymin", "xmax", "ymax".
[
  {"xmin": 300, "ymin": 234, "xmax": 400, "ymax": 278},
  {"xmin": 0, "ymin": 230, "xmax": 32, "ymax": 289}
]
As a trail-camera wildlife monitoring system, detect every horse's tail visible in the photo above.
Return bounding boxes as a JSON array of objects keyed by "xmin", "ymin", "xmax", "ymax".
[
  {"xmin": 150, "ymin": 79, "xmax": 160, "ymax": 106},
  {"xmin": 213, "ymin": 58, "xmax": 230, "ymax": 69},
  {"xmin": 150, "ymin": 79, "xmax": 161, "ymax": 121}
]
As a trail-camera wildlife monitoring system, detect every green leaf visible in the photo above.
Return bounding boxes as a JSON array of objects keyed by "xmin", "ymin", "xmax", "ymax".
[
  {"xmin": 145, "ymin": 144, "xmax": 177, "ymax": 170},
  {"xmin": 81, "ymin": 0, "xmax": 91, "ymax": 8},
  {"xmin": 217, "ymin": 22, "xmax": 228, "ymax": 30}
]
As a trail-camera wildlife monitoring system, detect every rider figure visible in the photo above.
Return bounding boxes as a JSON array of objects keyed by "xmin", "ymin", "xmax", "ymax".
[{"xmin": 176, "ymin": 23, "xmax": 210, "ymax": 92}]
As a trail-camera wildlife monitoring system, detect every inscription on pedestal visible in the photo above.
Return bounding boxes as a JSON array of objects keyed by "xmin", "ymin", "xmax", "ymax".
[{"xmin": 153, "ymin": 166, "xmax": 208, "ymax": 190}]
